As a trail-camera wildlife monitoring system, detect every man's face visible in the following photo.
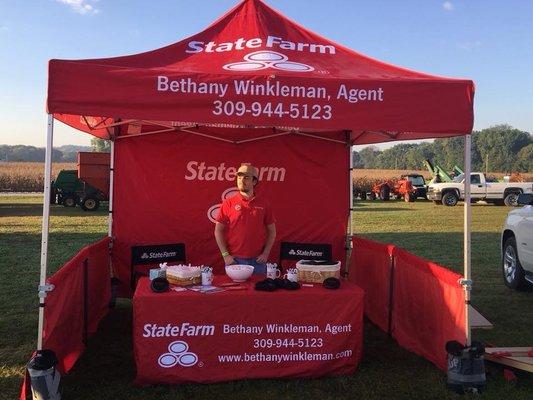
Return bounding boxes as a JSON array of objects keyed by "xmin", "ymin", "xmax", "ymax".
[{"xmin": 237, "ymin": 174, "xmax": 255, "ymax": 193}]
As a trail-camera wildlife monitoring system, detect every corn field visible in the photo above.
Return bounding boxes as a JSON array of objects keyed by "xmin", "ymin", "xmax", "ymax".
[
  {"xmin": 352, "ymin": 169, "xmax": 431, "ymax": 193},
  {"xmin": 352, "ymin": 169, "xmax": 533, "ymax": 194},
  {"xmin": 0, "ymin": 163, "xmax": 531, "ymax": 193},
  {"xmin": 0, "ymin": 162, "xmax": 76, "ymax": 192}
]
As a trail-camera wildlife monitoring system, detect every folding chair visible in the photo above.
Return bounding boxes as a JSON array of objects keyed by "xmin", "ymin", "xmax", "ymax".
[
  {"xmin": 130, "ymin": 243, "xmax": 186, "ymax": 289},
  {"xmin": 278, "ymin": 241, "xmax": 332, "ymax": 272}
]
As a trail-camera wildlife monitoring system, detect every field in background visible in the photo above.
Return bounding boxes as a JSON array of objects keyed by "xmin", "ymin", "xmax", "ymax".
[
  {"xmin": 0, "ymin": 162, "xmax": 76, "ymax": 192},
  {"xmin": 0, "ymin": 195, "xmax": 531, "ymax": 399},
  {"xmin": 353, "ymin": 168, "xmax": 533, "ymax": 179},
  {"xmin": 1, "ymin": 163, "xmax": 532, "ymax": 193},
  {"xmin": 352, "ymin": 169, "xmax": 533, "ymax": 190}
]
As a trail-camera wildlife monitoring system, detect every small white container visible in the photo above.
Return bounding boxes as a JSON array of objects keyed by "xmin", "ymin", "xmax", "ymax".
[{"xmin": 202, "ymin": 269, "xmax": 213, "ymax": 286}]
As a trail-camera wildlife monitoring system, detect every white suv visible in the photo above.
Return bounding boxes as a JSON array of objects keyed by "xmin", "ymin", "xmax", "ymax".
[{"xmin": 501, "ymin": 194, "xmax": 533, "ymax": 290}]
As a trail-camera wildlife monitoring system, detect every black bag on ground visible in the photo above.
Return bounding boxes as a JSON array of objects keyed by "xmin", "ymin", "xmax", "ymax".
[{"xmin": 445, "ymin": 340, "xmax": 486, "ymax": 394}]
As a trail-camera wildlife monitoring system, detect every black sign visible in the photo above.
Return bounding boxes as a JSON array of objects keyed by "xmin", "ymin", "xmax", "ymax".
[
  {"xmin": 131, "ymin": 243, "xmax": 186, "ymax": 265},
  {"xmin": 280, "ymin": 242, "xmax": 332, "ymax": 261}
]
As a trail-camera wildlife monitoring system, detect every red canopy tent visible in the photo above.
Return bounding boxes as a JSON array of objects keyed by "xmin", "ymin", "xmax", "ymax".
[
  {"xmin": 37, "ymin": 0, "xmax": 476, "ymax": 373},
  {"xmin": 48, "ymin": 0, "xmax": 473, "ymax": 143}
]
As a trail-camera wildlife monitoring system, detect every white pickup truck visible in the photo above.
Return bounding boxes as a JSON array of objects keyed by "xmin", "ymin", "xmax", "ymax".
[{"xmin": 427, "ymin": 173, "xmax": 533, "ymax": 206}]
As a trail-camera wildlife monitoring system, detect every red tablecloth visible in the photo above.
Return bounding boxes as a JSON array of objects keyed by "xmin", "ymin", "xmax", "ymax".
[{"xmin": 133, "ymin": 276, "xmax": 364, "ymax": 385}]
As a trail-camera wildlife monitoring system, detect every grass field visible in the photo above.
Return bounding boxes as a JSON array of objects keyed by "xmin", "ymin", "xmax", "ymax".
[{"xmin": 1, "ymin": 195, "xmax": 532, "ymax": 399}]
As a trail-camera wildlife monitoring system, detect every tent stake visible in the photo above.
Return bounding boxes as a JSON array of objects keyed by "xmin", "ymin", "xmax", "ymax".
[{"xmin": 37, "ymin": 114, "xmax": 54, "ymax": 350}]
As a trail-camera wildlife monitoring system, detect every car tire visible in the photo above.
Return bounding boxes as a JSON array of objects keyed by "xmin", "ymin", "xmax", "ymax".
[
  {"xmin": 50, "ymin": 186, "xmax": 57, "ymax": 204},
  {"xmin": 368, "ymin": 193, "xmax": 376, "ymax": 200},
  {"xmin": 404, "ymin": 193, "xmax": 415, "ymax": 202},
  {"xmin": 379, "ymin": 185, "xmax": 390, "ymax": 201},
  {"xmin": 441, "ymin": 192, "xmax": 458, "ymax": 206},
  {"xmin": 502, "ymin": 237, "xmax": 528, "ymax": 290},
  {"xmin": 62, "ymin": 195, "xmax": 77, "ymax": 207},
  {"xmin": 503, "ymin": 192, "xmax": 520, "ymax": 207},
  {"xmin": 80, "ymin": 197, "xmax": 100, "ymax": 211}
]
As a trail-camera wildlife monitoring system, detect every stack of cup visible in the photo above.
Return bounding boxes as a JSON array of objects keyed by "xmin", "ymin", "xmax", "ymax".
[
  {"xmin": 285, "ymin": 268, "xmax": 298, "ymax": 283},
  {"xmin": 201, "ymin": 266, "xmax": 213, "ymax": 286},
  {"xmin": 266, "ymin": 263, "xmax": 280, "ymax": 279}
]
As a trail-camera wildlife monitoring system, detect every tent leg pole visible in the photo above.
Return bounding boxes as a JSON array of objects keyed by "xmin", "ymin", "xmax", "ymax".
[
  {"xmin": 107, "ymin": 140, "xmax": 120, "ymax": 307},
  {"xmin": 37, "ymin": 114, "xmax": 54, "ymax": 350},
  {"xmin": 462, "ymin": 133, "xmax": 472, "ymax": 347},
  {"xmin": 345, "ymin": 144, "xmax": 354, "ymax": 275},
  {"xmin": 108, "ymin": 140, "xmax": 115, "ymax": 239}
]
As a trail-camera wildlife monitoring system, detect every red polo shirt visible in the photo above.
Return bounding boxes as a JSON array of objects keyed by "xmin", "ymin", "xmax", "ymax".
[{"xmin": 216, "ymin": 192, "xmax": 275, "ymax": 258}]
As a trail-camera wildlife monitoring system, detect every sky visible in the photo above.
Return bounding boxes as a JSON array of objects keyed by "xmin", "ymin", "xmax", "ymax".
[{"xmin": 1, "ymin": 0, "xmax": 532, "ymax": 148}]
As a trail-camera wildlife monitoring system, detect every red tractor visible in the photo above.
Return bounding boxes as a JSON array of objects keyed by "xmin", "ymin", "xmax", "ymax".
[{"xmin": 370, "ymin": 176, "xmax": 417, "ymax": 202}]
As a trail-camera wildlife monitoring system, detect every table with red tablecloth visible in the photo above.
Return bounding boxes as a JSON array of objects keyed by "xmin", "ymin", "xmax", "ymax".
[{"xmin": 133, "ymin": 276, "xmax": 365, "ymax": 385}]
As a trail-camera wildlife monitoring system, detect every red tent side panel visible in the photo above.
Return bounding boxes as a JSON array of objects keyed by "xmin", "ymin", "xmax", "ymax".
[
  {"xmin": 391, "ymin": 248, "xmax": 466, "ymax": 371},
  {"xmin": 110, "ymin": 133, "xmax": 348, "ymax": 296}
]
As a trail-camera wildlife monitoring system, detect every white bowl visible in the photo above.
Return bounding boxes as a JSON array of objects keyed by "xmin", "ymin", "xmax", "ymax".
[{"xmin": 225, "ymin": 264, "xmax": 254, "ymax": 282}]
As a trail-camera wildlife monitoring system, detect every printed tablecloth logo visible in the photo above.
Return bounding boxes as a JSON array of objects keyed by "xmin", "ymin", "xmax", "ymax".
[
  {"xmin": 223, "ymin": 51, "xmax": 314, "ymax": 72},
  {"xmin": 158, "ymin": 340, "xmax": 198, "ymax": 368}
]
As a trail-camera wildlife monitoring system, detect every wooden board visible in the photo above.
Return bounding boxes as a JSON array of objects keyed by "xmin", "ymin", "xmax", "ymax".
[
  {"xmin": 469, "ymin": 305, "xmax": 493, "ymax": 330},
  {"xmin": 485, "ymin": 347, "xmax": 533, "ymax": 372}
]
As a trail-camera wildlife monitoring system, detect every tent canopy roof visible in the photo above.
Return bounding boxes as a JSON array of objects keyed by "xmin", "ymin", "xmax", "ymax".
[{"xmin": 48, "ymin": 0, "xmax": 474, "ymax": 144}]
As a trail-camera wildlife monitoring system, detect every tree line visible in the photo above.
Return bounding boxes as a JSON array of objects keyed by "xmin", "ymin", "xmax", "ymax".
[
  {"xmin": 0, "ymin": 144, "xmax": 91, "ymax": 162},
  {"xmin": 2, "ymin": 125, "xmax": 531, "ymax": 172},
  {"xmin": 353, "ymin": 125, "xmax": 532, "ymax": 173},
  {"xmin": 0, "ymin": 138, "xmax": 111, "ymax": 162}
]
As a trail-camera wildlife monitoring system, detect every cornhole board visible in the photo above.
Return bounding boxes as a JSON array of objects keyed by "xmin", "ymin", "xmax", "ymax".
[{"xmin": 484, "ymin": 347, "xmax": 533, "ymax": 372}]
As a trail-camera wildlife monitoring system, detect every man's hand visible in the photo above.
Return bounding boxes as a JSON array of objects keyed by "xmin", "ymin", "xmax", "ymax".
[
  {"xmin": 223, "ymin": 255, "xmax": 235, "ymax": 265},
  {"xmin": 256, "ymin": 252, "xmax": 269, "ymax": 264}
]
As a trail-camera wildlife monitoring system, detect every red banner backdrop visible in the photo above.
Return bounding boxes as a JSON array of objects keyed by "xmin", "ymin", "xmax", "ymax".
[
  {"xmin": 391, "ymin": 248, "xmax": 466, "ymax": 371},
  {"xmin": 348, "ymin": 237, "xmax": 395, "ymax": 332},
  {"xmin": 111, "ymin": 133, "xmax": 348, "ymax": 297}
]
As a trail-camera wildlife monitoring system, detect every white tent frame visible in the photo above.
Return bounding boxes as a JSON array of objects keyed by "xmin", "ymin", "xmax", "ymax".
[{"xmin": 37, "ymin": 115, "xmax": 473, "ymax": 350}]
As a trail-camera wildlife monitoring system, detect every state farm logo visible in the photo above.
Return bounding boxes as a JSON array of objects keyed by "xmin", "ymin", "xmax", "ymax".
[
  {"xmin": 207, "ymin": 187, "xmax": 239, "ymax": 223},
  {"xmin": 223, "ymin": 51, "xmax": 314, "ymax": 72},
  {"xmin": 140, "ymin": 251, "xmax": 178, "ymax": 259},
  {"xmin": 158, "ymin": 340, "xmax": 198, "ymax": 368},
  {"xmin": 288, "ymin": 249, "xmax": 296, "ymax": 255}
]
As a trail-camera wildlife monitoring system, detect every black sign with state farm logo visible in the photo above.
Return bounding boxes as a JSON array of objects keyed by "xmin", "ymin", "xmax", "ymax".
[
  {"xmin": 280, "ymin": 242, "xmax": 332, "ymax": 261},
  {"xmin": 131, "ymin": 243, "xmax": 186, "ymax": 265}
]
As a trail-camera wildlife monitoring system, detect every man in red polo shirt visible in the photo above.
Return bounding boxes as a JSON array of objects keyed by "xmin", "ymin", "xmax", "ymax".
[{"xmin": 214, "ymin": 163, "xmax": 276, "ymax": 274}]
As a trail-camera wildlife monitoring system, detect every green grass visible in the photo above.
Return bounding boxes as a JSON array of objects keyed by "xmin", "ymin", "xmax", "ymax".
[{"xmin": 1, "ymin": 196, "xmax": 532, "ymax": 399}]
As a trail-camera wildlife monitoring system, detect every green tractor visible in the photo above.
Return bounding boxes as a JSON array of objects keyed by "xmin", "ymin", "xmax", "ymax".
[
  {"xmin": 423, "ymin": 159, "xmax": 463, "ymax": 184},
  {"xmin": 50, "ymin": 152, "xmax": 110, "ymax": 211},
  {"xmin": 51, "ymin": 170, "xmax": 107, "ymax": 211}
]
